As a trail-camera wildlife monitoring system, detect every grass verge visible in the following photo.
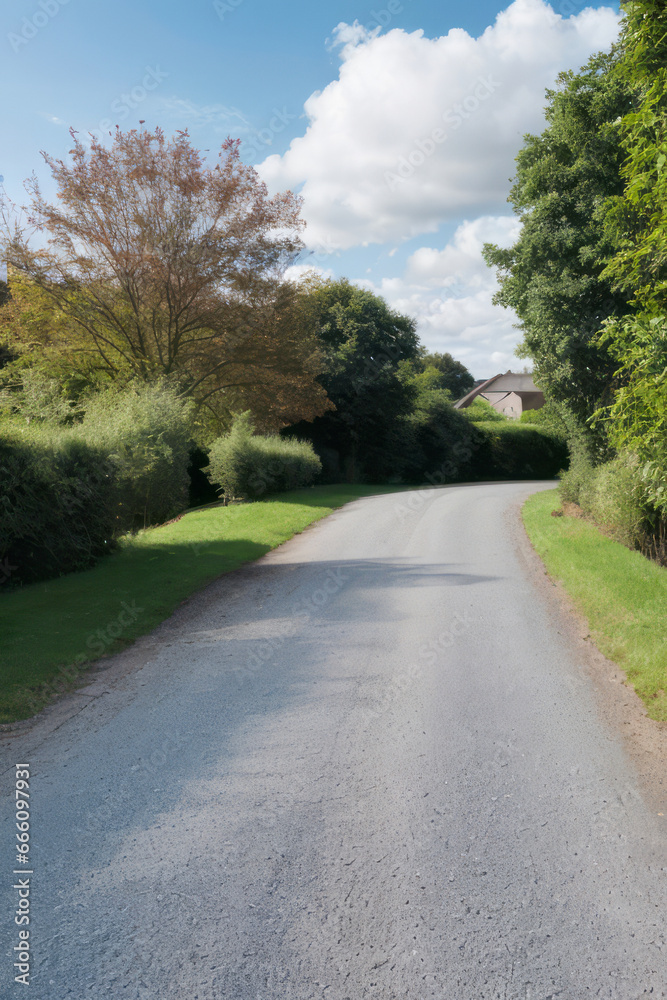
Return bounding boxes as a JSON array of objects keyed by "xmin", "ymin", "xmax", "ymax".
[
  {"xmin": 0, "ymin": 484, "xmax": 407, "ymax": 724},
  {"xmin": 522, "ymin": 489, "xmax": 667, "ymax": 722}
]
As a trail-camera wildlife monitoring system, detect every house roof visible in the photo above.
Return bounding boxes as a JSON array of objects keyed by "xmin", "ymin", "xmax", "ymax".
[{"xmin": 453, "ymin": 371, "xmax": 542, "ymax": 408}]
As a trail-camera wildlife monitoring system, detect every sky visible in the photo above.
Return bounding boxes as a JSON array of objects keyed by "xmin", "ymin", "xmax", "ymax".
[{"xmin": 1, "ymin": 0, "xmax": 622, "ymax": 378}]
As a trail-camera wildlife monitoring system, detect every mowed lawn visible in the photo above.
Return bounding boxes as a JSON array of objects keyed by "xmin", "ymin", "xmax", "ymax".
[
  {"xmin": 523, "ymin": 489, "xmax": 667, "ymax": 722},
  {"xmin": 0, "ymin": 484, "xmax": 408, "ymax": 723}
]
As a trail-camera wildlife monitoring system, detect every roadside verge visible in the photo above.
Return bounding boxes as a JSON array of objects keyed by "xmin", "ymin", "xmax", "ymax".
[{"xmin": 522, "ymin": 489, "xmax": 667, "ymax": 723}]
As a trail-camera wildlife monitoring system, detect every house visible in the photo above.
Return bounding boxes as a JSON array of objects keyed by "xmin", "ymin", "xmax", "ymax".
[{"xmin": 453, "ymin": 371, "xmax": 544, "ymax": 419}]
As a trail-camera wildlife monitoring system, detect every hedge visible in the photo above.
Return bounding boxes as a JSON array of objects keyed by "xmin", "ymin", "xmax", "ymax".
[
  {"xmin": 463, "ymin": 422, "xmax": 570, "ymax": 481},
  {"xmin": 0, "ymin": 382, "xmax": 195, "ymax": 587},
  {"xmin": 206, "ymin": 413, "xmax": 322, "ymax": 500},
  {"xmin": 0, "ymin": 424, "xmax": 116, "ymax": 586}
]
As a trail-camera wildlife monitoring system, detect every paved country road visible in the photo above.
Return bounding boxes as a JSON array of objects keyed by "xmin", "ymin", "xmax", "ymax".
[{"xmin": 1, "ymin": 481, "xmax": 665, "ymax": 1000}]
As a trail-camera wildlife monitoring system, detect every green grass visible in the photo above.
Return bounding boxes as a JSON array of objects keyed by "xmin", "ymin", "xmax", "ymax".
[
  {"xmin": 0, "ymin": 484, "xmax": 408, "ymax": 724},
  {"xmin": 522, "ymin": 489, "xmax": 667, "ymax": 722}
]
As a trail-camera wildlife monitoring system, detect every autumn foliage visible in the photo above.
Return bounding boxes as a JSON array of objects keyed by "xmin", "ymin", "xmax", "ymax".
[{"xmin": 1, "ymin": 127, "xmax": 332, "ymax": 429}]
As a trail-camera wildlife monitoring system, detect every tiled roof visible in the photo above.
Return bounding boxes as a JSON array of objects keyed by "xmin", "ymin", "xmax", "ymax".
[{"xmin": 453, "ymin": 371, "xmax": 542, "ymax": 408}]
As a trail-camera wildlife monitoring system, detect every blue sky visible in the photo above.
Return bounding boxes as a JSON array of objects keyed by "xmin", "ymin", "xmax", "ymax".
[{"xmin": 2, "ymin": 0, "xmax": 621, "ymax": 377}]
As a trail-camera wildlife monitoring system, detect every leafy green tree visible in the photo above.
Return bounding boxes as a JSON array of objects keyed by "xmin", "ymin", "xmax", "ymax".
[
  {"xmin": 483, "ymin": 49, "xmax": 635, "ymax": 461},
  {"xmin": 284, "ymin": 278, "xmax": 420, "ymax": 480},
  {"xmin": 413, "ymin": 350, "xmax": 475, "ymax": 398},
  {"xmin": 598, "ymin": 1, "xmax": 667, "ymax": 512}
]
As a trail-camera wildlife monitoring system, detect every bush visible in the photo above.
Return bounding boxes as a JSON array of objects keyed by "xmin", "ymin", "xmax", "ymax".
[
  {"xmin": 0, "ymin": 422, "xmax": 116, "ymax": 586},
  {"xmin": 82, "ymin": 381, "xmax": 194, "ymax": 530},
  {"xmin": 581, "ymin": 455, "xmax": 646, "ymax": 548},
  {"xmin": 390, "ymin": 390, "xmax": 477, "ymax": 482},
  {"xmin": 206, "ymin": 413, "xmax": 322, "ymax": 500},
  {"xmin": 0, "ymin": 381, "xmax": 196, "ymax": 587},
  {"xmin": 560, "ymin": 453, "xmax": 661, "ymax": 554},
  {"xmin": 463, "ymin": 422, "xmax": 569, "ymax": 480},
  {"xmin": 519, "ymin": 402, "xmax": 568, "ymax": 439},
  {"xmin": 558, "ymin": 459, "xmax": 593, "ymax": 505},
  {"xmin": 461, "ymin": 397, "xmax": 507, "ymax": 423}
]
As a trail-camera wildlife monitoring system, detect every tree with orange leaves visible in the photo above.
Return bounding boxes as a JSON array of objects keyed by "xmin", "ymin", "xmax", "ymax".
[{"xmin": 1, "ymin": 127, "xmax": 332, "ymax": 430}]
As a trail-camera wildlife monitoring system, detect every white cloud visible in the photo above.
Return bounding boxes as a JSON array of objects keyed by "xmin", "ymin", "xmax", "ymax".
[
  {"xmin": 355, "ymin": 216, "xmax": 523, "ymax": 377},
  {"xmin": 257, "ymin": 0, "xmax": 620, "ymax": 250},
  {"xmin": 283, "ymin": 262, "xmax": 335, "ymax": 283}
]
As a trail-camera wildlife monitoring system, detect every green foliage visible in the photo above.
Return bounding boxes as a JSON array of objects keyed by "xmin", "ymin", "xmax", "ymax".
[
  {"xmin": 560, "ymin": 450, "xmax": 665, "ymax": 559},
  {"xmin": 0, "ymin": 380, "xmax": 196, "ymax": 586},
  {"xmin": 413, "ymin": 350, "xmax": 475, "ymax": 397},
  {"xmin": 465, "ymin": 423, "xmax": 569, "ymax": 480},
  {"xmin": 0, "ymin": 369, "xmax": 82, "ymax": 424},
  {"xmin": 285, "ymin": 278, "xmax": 420, "ymax": 481},
  {"xmin": 207, "ymin": 412, "xmax": 322, "ymax": 500},
  {"xmin": 82, "ymin": 381, "xmax": 195, "ymax": 531},
  {"xmin": 523, "ymin": 488, "xmax": 667, "ymax": 721},
  {"xmin": 2, "ymin": 132, "xmax": 331, "ymax": 430},
  {"xmin": 602, "ymin": 2, "xmax": 667, "ymax": 307},
  {"xmin": 461, "ymin": 397, "xmax": 506, "ymax": 423},
  {"xmin": 595, "ymin": 313, "xmax": 667, "ymax": 513},
  {"xmin": 483, "ymin": 49, "xmax": 634, "ymax": 456},
  {"xmin": 596, "ymin": 4, "xmax": 667, "ymax": 508},
  {"xmin": 580, "ymin": 454, "xmax": 647, "ymax": 548},
  {"xmin": 390, "ymin": 389, "xmax": 477, "ymax": 482},
  {"xmin": 559, "ymin": 459, "xmax": 594, "ymax": 506},
  {"xmin": 0, "ymin": 422, "xmax": 116, "ymax": 586},
  {"xmin": 519, "ymin": 401, "xmax": 568, "ymax": 438}
]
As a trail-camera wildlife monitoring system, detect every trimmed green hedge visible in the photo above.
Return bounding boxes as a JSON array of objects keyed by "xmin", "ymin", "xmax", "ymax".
[
  {"xmin": 464, "ymin": 422, "xmax": 569, "ymax": 480},
  {"xmin": 206, "ymin": 413, "xmax": 322, "ymax": 500},
  {"xmin": 0, "ymin": 425, "xmax": 116, "ymax": 586},
  {"xmin": 0, "ymin": 382, "xmax": 195, "ymax": 587},
  {"xmin": 82, "ymin": 382, "xmax": 194, "ymax": 531}
]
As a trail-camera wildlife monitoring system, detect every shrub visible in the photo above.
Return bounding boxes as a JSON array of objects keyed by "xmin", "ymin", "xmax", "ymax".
[
  {"xmin": 0, "ymin": 381, "xmax": 196, "ymax": 587},
  {"xmin": 581, "ymin": 454, "xmax": 646, "ymax": 548},
  {"xmin": 0, "ymin": 422, "xmax": 116, "ymax": 586},
  {"xmin": 390, "ymin": 390, "xmax": 477, "ymax": 482},
  {"xmin": 463, "ymin": 422, "xmax": 569, "ymax": 480},
  {"xmin": 519, "ymin": 402, "xmax": 568, "ymax": 439},
  {"xmin": 82, "ymin": 381, "xmax": 194, "ymax": 530},
  {"xmin": 206, "ymin": 412, "xmax": 322, "ymax": 500},
  {"xmin": 560, "ymin": 452, "xmax": 663, "ymax": 556},
  {"xmin": 461, "ymin": 397, "xmax": 507, "ymax": 422},
  {"xmin": 558, "ymin": 459, "xmax": 593, "ymax": 505}
]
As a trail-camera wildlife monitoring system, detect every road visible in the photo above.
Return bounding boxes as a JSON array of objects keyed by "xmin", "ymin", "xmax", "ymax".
[{"xmin": 1, "ymin": 481, "xmax": 665, "ymax": 999}]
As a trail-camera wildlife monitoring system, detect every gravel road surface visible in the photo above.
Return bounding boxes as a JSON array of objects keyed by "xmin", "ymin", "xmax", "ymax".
[{"xmin": 1, "ymin": 481, "xmax": 665, "ymax": 999}]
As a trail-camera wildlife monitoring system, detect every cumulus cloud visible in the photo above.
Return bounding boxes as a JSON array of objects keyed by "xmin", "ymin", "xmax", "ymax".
[
  {"xmin": 257, "ymin": 0, "xmax": 620, "ymax": 250},
  {"xmin": 356, "ymin": 216, "xmax": 524, "ymax": 376}
]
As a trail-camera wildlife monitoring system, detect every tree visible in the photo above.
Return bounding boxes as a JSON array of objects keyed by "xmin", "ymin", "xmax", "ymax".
[
  {"xmin": 596, "ymin": 1, "xmax": 667, "ymax": 513},
  {"xmin": 413, "ymin": 350, "xmax": 475, "ymax": 398},
  {"xmin": 284, "ymin": 278, "xmax": 420, "ymax": 480},
  {"xmin": 0, "ymin": 128, "xmax": 332, "ymax": 431},
  {"xmin": 483, "ymin": 49, "xmax": 635, "ymax": 461}
]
